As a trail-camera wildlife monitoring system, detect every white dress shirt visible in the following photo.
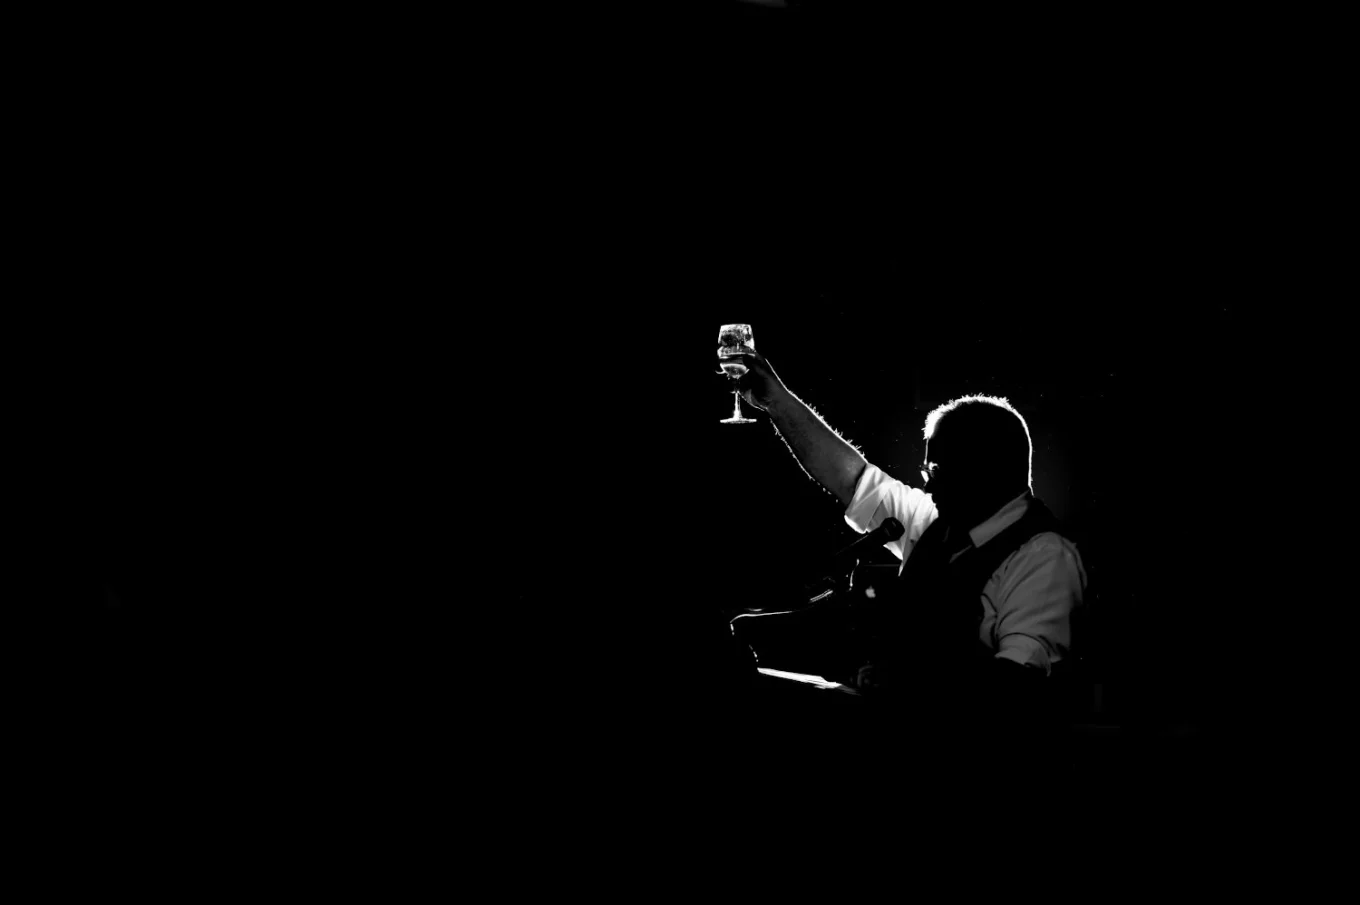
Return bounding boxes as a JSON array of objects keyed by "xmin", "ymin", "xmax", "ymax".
[{"xmin": 843, "ymin": 463, "xmax": 1087, "ymax": 675}]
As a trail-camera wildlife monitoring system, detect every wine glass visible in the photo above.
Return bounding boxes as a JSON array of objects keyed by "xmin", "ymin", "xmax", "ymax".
[{"xmin": 717, "ymin": 323, "xmax": 758, "ymax": 424}]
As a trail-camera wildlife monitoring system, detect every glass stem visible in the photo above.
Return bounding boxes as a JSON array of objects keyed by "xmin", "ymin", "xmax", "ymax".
[{"xmin": 732, "ymin": 390, "xmax": 743, "ymax": 419}]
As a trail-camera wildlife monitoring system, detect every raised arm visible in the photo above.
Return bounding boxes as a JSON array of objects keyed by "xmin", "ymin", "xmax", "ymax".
[{"xmin": 729, "ymin": 349, "xmax": 867, "ymax": 508}]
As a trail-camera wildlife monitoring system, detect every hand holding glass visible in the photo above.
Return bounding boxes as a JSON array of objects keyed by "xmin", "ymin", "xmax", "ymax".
[{"xmin": 717, "ymin": 323, "xmax": 757, "ymax": 424}]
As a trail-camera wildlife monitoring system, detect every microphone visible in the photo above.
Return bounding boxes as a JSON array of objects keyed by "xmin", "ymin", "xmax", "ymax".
[
  {"xmin": 826, "ymin": 517, "xmax": 905, "ymax": 567},
  {"xmin": 733, "ymin": 518, "xmax": 907, "ymax": 617},
  {"xmin": 802, "ymin": 517, "xmax": 905, "ymax": 598}
]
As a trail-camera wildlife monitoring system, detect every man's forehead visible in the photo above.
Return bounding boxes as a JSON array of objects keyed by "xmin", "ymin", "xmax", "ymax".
[{"xmin": 924, "ymin": 428, "xmax": 952, "ymax": 459}]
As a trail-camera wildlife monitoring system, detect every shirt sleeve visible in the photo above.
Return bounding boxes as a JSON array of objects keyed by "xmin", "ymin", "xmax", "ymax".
[
  {"xmin": 990, "ymin": 534, "xmax": 1087, "ymax": 675},
  {"xmin": 842, "ymin": 463, "xmax": 939, "ymax": 563}
]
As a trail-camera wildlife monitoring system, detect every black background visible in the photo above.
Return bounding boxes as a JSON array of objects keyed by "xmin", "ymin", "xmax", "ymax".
[{"xmin": 32, "ymin": 0, "xmax": 1307, "ymax": 840}]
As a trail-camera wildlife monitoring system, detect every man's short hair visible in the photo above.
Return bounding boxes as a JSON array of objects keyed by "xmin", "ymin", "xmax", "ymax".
[{"xmin": 923, "ymin": 394, "xmax": 1033, "ymax": 493}]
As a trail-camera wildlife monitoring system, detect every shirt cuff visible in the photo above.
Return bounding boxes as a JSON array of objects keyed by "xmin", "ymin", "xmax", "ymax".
[
  {"xmin": 843, "ymin": 463, "xmax": 887, "ymax": 534},
  {"xmin": 996, "ymin": 635, "xmax": 1052, "ymax": 676}
]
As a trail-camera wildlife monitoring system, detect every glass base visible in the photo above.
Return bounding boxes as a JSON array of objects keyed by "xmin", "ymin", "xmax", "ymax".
[{"xmin": 720, "ymin": 416, "xmax": 758, "ymax": 424}]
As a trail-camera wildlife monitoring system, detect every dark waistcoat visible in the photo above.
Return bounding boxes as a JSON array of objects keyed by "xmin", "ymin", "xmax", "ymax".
[{"xmin": 859, "ymin": 492, "xmax": 1064, "ymax": 721}]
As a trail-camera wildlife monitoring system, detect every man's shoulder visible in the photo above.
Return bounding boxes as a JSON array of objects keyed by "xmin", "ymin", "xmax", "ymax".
[
  {"xmin": 1024, "ymin": 529, "xmax": 1078, "ymax": 549},
  {"xmin": 993, "ymin": 530, "xmax": 1083, "ymax": 576},
  {"xmin": 1018, "ymin": 530, "xmax": 1082, "ymax": 560},
  {"xmin": 1002, "ymin": 531, "xmax": 1086, "ymax": 589}
]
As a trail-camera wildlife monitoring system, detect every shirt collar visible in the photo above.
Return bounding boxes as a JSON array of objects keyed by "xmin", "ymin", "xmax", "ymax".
[{"xmin": 965, "ymin": 490, "xmax": 1032, "ymax": 550}]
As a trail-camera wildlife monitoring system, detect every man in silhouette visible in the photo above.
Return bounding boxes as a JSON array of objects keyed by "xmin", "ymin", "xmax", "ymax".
[{"xmin": 726, "ymin": 348, "xmax": 1088, "ymax": 754}]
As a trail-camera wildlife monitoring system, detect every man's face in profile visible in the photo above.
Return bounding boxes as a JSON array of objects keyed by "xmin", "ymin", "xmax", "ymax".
[
  {"xmin": 921, "ymin": 427, "xmax": 982, "ymax": 521},
  {"xmin": 921, "ymin": 438, "xmax": 951, "ymax": 506}
]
